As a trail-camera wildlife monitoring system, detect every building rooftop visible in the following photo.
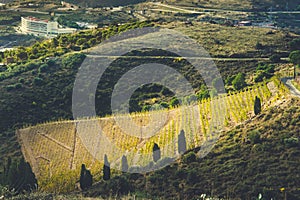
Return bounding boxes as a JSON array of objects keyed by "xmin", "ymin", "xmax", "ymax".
[{"xmin": 24, "ymin": 16, "xmax": 49, "ymax": 23}]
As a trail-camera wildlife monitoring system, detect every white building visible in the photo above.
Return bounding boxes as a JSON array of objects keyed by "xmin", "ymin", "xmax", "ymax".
[{"xmin": 20, "ymin": 16, "xmax": 77, "ymax": 38}]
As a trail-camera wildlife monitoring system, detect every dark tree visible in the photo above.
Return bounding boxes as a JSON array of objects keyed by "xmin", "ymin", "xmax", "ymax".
[
  {"xmin": 3, "ymin": 157, "xmax": 37, "ymax": 192},
  {"xmin": 178, "ymin": 130, "xmax": 187, "ymax": 154},
  {"xmin": 85, "ymin": 171, "xmax": 93, "ymax": 188},
  {"xmin": 103, "ymin": 154, "xmax": 111, "ymax": 181},
  {"xmin": 121, "ymin": 155, "xmax": 128, "ymax": 172},
  {"xmin": 152, "ymin": 143, "xmax": 161, "ymax": 162},
  {"xmin": 80, "ymin": 164, "xmax": 86, "ymax": 190},
  {"xmin": 232, "ymin": 73, "xmax": 247, "ymax": 91},
  {"xmin": 254, "ymin": 96, "xmax": 262, "ymax": 115},
  {"xmin": 289, "ymin": 50, "xmax": 300, "ymax": 65},
  {"xmin": 79, "ymin": 164, "xmax": 93, "ymax": 190}
]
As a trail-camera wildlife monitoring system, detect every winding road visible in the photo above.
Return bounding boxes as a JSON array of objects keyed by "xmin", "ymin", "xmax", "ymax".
[{"xmin": 281, "ymin": 77, "xmax": 300, "ymax": 97}]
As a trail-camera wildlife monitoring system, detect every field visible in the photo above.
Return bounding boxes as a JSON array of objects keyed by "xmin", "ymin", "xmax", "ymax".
[
  {"xmin": 17, "ymin": 78, "xmax": 287, "ymax": 193},
  {"xmin": 161, "ymin": 0, "xmax": 299, "ymax": 11},
  {"xmin": 161, "ymin": 21, "xmax": 295, "ymax": 58}
]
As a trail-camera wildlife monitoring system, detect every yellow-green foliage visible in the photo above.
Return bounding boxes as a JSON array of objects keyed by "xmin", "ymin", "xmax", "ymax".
[
  {"xmin": 17, "ymin": 81, "xmax": 283, "ymax": 193},
  {"xmin": 162, "ymin": 22, "xmax": 293, "ymax": 57}
]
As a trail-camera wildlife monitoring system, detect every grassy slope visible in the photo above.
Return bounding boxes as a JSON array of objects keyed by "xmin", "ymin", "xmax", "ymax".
[
  {"xmin": 164, "ymin": 0, "xmax": 299, "ymax": 11},
  {"xmin": 84, "ymin": 97, "xmax": 300, "ymax": 199},
  {"xmin": 162, "ymin": 21, "xmax": 295, "ymax": 58},
  {"xmin": 0, "ymin": 21, "xmax": 296, "ymax": 177}
]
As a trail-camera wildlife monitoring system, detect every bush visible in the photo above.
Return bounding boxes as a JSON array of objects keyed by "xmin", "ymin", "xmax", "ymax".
[
  {"xmin": 5, "ymin": 85, "xmax": 15, "ymax": 91},
  {"xmin": 284, "ymin": 137, "xmax": 299, "ymax": 148},
  {"xmin": 187, "ymin": 169, "xmax": 198, "ymax": 184},
  {"xmin": 33, "ymin": 77, "xmax": 44, "ymax": 86},
  {"xmin": 108, "ymin": 176, "xmax": 131, "ymax": 195},
  {"xmin": 62, "ymin": 53, "xmax": 86, "ymax": 69},
  {"xmin": 269, "ymin": 54, "xmax": 281, "ymax": 63},
  {"xmin": 160, "ymin": 102, "xmax": 169, "ymax": 109},
  {"xmin": 232, "ymin": 73, "xmax": 246, "ymax": 90},
  {"xmin": 248, "ymin": 130, "xmax": 260, "ymax": 144},
  {"xmin": 254, "ymin": 96, "xmax": 262, "ymax": 115},
  {"xmin": 14, "ymin": 83, "xmax": 22, "ymax": 89},
  {"xmin": 196, "ymin": 87, "xmax": 210, "ymax": 100},
  {"xmin": 254, "ymin": 71, "xmax": 267, "ymax": 83},
  {"xmin": 255, "ymin": 42, "xmax": 263, "ymax": 49},
  {"xmin": 38, "ymin": 63, "xmax": 49, "ymax": 73},
  {"xmin": 289, "ymin": 38, "xmax": 300, "ymax": 50},
  {"xmin": 289, "ymin": 50, "xmax": 300, "ymax": 65},
  {"xmin": 183, "ymin": 152, "xmax": 197, "ymax": 164},
  {"xmin": 170, "ymin": 97, "xmax": 180, "ymax": 107}
]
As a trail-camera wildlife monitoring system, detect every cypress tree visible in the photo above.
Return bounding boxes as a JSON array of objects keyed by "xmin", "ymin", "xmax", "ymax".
[
  {"xmin": 152, "ymin": 143, "xmax": 161, "ymax": 162},
  {"xmin": 80, "ymin": 164, "xmax": 87, "ymax": 190},
  {"xmin": 178, "ymin": 130, "xmax": 187, "ymax": 154},
  {"xmin": 121, "ymin": 155, "xmax": 128, "ymax": 173},
  {"xmin": 85, "ymin": 170, "xmax": 93, "ymax": 189},
  {"xmin": 79, "ymin": 164, "xmax": 93, "ymax": 190},
  {"xmin": 103, "ymin": 154, "xmax": 110, "ymax": 181},
  {"xmin": 254, "ymin": 96, "xmax": 262, "ymax": 115},
  {"xmin": 23, "ymin": 161, "xmax": 38, "ymax": 191}
]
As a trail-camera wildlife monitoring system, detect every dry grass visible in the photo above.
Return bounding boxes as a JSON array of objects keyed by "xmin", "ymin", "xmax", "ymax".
[
  {"xmin": 161, "ymin": 21, "xmax": 293, "ymax": 57},
  {"xmin": 17, "ymin": 81, "xmax": 285, "ymax": 193}
]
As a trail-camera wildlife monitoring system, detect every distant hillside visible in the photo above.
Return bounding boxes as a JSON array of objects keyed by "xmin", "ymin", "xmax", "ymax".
[
  {"xmin": 84, "ymin": 97, "xmax": 300, "ymax": 199},
  {"xmin": 17, "ymin": 80, "xmax": 282, "ymax": 192},
  {"xmin": 65, "ymin": 0, "xmax": 147, "ymax": 7},
  {"xmin": 164, "ymin": 0, "xmax": 299, "ymax": 11}
]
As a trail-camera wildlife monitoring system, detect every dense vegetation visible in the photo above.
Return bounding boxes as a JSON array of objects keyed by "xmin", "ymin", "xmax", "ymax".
[
  {"xmin": 0, "ymin": 21, "xmax": 153, "ymax": 174},
  {"xmin": 164, "ymin": 0, "xmax": 300, "ymax": 11},
  {"xmin": 0, "ymin": 15, "xmax": 299, "ymax": 199},
  {"xmin": 0, "ymin": 158, "xmax": 37, "ymax": 196},
  {"xmin": 82, "ymin": 98, "xmax": 300, "ymax": 199},
  {"xmin": 65, "ymin": 0, "xmax": 147, "ymax": 7}
]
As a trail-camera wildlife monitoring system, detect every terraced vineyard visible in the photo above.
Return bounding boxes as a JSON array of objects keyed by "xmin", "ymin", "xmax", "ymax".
[{"xmin": 17, "ymin": 79, "xmax": 287, "ymax": 193}]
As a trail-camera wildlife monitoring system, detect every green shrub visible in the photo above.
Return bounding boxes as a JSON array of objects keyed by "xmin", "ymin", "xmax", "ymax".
[
  {"xmin": 14, "ymin": 83, "xmax": 22, "ymax": 89},
  {"xmin": 160, "ymin": 102, "xmax": 169, "ymax": 109},
  {"xmin": 289, "ymin": 50, "xmax": 300, "ymax": 65},
  {"xmin": 183, "ymin": 151, "xmax": 197, "ymax": 164},
  {"xmin": 38, "ymin": 63, "xmax": 49, "ymax": 73},
  {"xmin": 284, "ymin": 137, "xmax": 299, "ymax": 148},
  {"xmin": 196, "ymin": 87, "xmax": 210, "ymax": 100},
  {"xmin": 232, "ymin": 73, "xmax": 246, "ymax": 90},
  {"xmin": 187, "ymin": 169, "xmax": 198, "ymax": 184},
  {"xmin": 5, "ymin": 85, "xmax": 15, "ymax": 92},
  {"xmin": 62, "ymin": 53, "xmax": 86, "ymax": 69},
  {"xmin": 269, "ymin": 54, "xmax": 281, "ymax": 63},
  {"xmin": 170, "ymin": 97, "xmax": 180, "ymax": 107},
  {"xmin": 18, "ymin": 78, "xmax": 25, "ymax": 83},
  {"xmin": 248, "ymin": 130, "xmax": 260, "ymax": 144},
  {"xmin": 33, "ymin": 77, "xmax": 44, "ymax": 86}
]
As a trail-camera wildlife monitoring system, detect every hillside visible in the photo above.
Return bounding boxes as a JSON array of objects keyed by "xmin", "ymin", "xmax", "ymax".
[
  {"xmin": 163, "ymin": 0, "xmax": 300, "ymax": 11},
  {"xmin": 82, "ymin": 97, "xmax": 300, "ymax": 199},
  {"xmin": 0, "ymin": 19, "xmax": 299, "ymax": 199},
  {"xmin": 62, "ymin": 0, "xmax": 300, "ymax": 10},
  {"xmin": 64, "ymin": 0, "xmax": 146, "ymax": 7},
  {"xmin": 16, "ymin": 79, "xmax": 283, "ymax": 192},
  {"xmin": 0, "ymin": 21, "xmax": 295, "ymax": 168}
]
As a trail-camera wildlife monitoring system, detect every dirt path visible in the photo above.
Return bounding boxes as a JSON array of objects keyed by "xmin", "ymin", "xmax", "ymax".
[{"xmin": 281, "ymin": 78, "xmax": 300, "ymax": 97}]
